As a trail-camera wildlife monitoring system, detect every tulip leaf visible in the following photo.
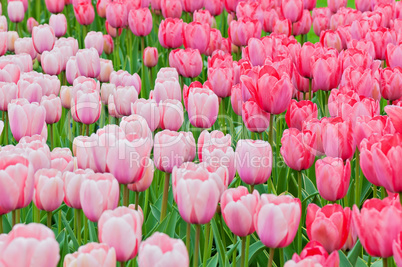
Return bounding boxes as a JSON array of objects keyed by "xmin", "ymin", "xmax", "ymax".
[
  {"xmin": 356, "ymin": 257, "xmax": 368, "ymax": 267},
  {"xmin": 88, "ymin": 220, "xmax": 98, "ymax": 243},
  {"xmin": 339, "ymin": 250, "xmax": 353, "ymax": 267},
  {"xmin": 61, "ymin": 212, "xmax": 79, "ymax": 251},
  {"xmin": 164, "ymin": 208, "xmax": 178, "ymax": 238},
  {"xmin": 247, "ymin": 240, "xmax": 266, "ymax": 265},
  {"xmin": 347, "ymin": 240, "xmax": 362, "ymax": 266},
  {"xmin": 211, "ymin": 218, "xmax": 229, "ymax": 267},
  {"xmin": 206, "ymin": 254, "xmax": 218, "ymax": 267}
]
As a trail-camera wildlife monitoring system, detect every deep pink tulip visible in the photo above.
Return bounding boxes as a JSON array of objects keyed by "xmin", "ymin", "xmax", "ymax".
[
  {"xmin": 73, "ymin": 0, "xmax": 94, "ymax": 25},
  {"xmin": 33, "ymin": 168, "xmax": 64, "ymax": 212},
  {"xmin": 40, "ymin": 94, "xmax": 61, "ymax": 124},
  {"xmin": 49, "ymin": 14, "xmax": 67, "ymax": 37},
  {"xmin": 193, "ymin": 9, "xmax": 214, "ymax": 27},
  {"xmin": 327, "ymin": 0, "xmax": 346, "ymax": 13},
  {"xmin": 208, "ymin": 66, "xmax": 234, "ymax": 98},
  {"xmin": 231, "ymin": 84, "xmax": 242, "ymax": 115},
  {"xmin": 293, "ymin": 10, "xmax": 312, "ymax": 36},
  {"xmin": 205, "ymin": 0, "xmax": 223, "ymax": 16},
  {"xmin": 32, "ymin": 25, "xmax": 55, "ymax": 54},
  {"xmin": 393, "ymin": 232, "xmax": 402, "ymax": 267},
  {"xmin": 254, "ymin": 194, "xmax": 301, "ymax": 248},
  {"xmin": 261, "ymin": 9, "xmax": 279, "ymax": 33},
  {"xmin": 50, "ymin": 147, "xmax": 74, "ymax": 173},
  {"xmin": 307, "ymin": 204, "xmax": 350, "ymax": 253},
  {"xmin": 7, "ymin": 1, "xmax": 25, "ymax": 23},
  {"xmin": 288, "ymin": 241, "xmax": 340, "ymax": 266},
  {"xmin": 8, "ymin": 98, "xmax": 46, "ymax": 142},
  {"xmin": 41, "ymin": 48, "xmax": 62, "ymax": 76},
  {"xmin": 128, "ymin": 159, "xmax": 154, "ymax": 192},
  {"xmin": 313, "ymin": 15, "xmax": 330, "ymax": 37},
  {"xmin": 281, "ymin": 128, "xmax": 315, "ymax": 171},
  {"xmin": 172, "ymin": 162, "xmax": 221, "ymax": 224},
  {"xmin": 169, "ymin": 48, "xmax": 202, "ymax": 78},
  {"xmin": 229, "ymin": 18, "xmax": 262, "ymax": 47},
  {"xmin": 380, "ymin": 67, "xmax": 402, "ymax": 101},
  {"xmin": 27, "ymin": 17, "xmax": 38, "ymax": 34},
  {"xmin": 71, "ymin": 89, "xmax": 101, "ymax": 125},
  {"xmin": 159, "ymin": 99, "xmax": 183, "ymax": 131},
  {"xmin": 84, "ymin": 31, "xmax": 104, "ymax": 56},
  {"xmin": 110, "ymin": 70, "xmax": 141, "ymax": 94},
  {"xmin": 273, "ymin": 18, "xmax": 292, "ymax": 37},
  {"xmin": 285, "ymin": 100, "xmax": 318, "ymax": 131},
  {"xmin": 0, "ymin": 223, "xmax": 60, "ymax": 267},
  {"xmin": 353, "ymin": 196, "xmax": 402, "ymax": 258},
  {"xmin": 153, "ymin": 77, "xmax": 181, "ymax": 104},
  {"xmin": 304, "ymin": 0, "xmax": 316, "ymax": 10},
  {"xmin": 158, "ymin": 18, "xmax": 183, "ymax": 49},
  {"xmin": 386, "ymin": 43, "xmax": 402, "ymax": 69},
  {"xmin": 242, "ymin": 100, "xmax": 270, "ymax": 133},
  {"xmin": 221, "ymin": 186, "xmax": 259, "ymax": 237},
  {"xmin": 359, "ymin": 134, "xmax": 384, "ymax": 187},
  {"xmin": 138, "ymin": 232, "xmax": 189, "ymax": 267},
  {"xmin": 98, "ymin": 59, "xmax": 113, "ymax": 83},
  {"xmin": 355, "ymin": 115, "xmax": 395, "ymax": 149},
  {"xmin": 281, "ymin": 0, "xmax": 303, "ymax": 23},
  {"xmin": 183, "ymin": 22, "xmax": 210, "ymax": 54},
  {"xmin": 131, "ymin": 99, "xmax": 160, "ymax": 132},
  {"xmin": 129, "ymin": 8, "xmax": 152, "ymax": 37},
  {"xmin": 161, "ymin": 0, "xmax": 182, "ymax": 18},
  {"xmin": 45, "ymin": 0, "xmax": 64, "ymax": 13},
  {"xmin": 235, "ymin": 139, "xmax": 272, "ymax": 185},
  {"xmin": 143, "ymin": 47, "xmax": 158, "ymax": 68},
  {"xmin": 98, "ymin": 206, "xmax": 143, "ymax": 262},
  {"xmin": 224, "ymin": 0, "xmax": 241, "ymax": 13},
  {"xmin": 365, "ymin": 27, "xmax": 397, "ymax": 60},
  {"xmin": 80, "ymin": 173, "xmax": 119, "ymax": 222},
  {"xmin": 311, "ymin": 54, "xmax": 341, "ymax": 91},
  {"xmin": 0, "ymin": 82, "xmax": 17, "ymax": 111},
  {"xmin": 181, "ymin": 0, "xmax": 204, "ymax": 13},
  {"xmin": 385, "ymin": 104, "xmax": 402, "ymax": 134},
  {"xmin": 340, "ymin": 67, "xmax": 380, "ymax": 101},
  {"xmin": 187, "ymin": 87, "xmax": 219, "ymax": 129},
  {"xmin": 0, "ymin": 153, "xmax": 33, "ymax": 212},
  {"xmin": 64, "ymin": 242, "xmax": 116, "ymax": 267},
  {"xmin": 105, "ymin": 0, "xmax": 127, "ymax": 28},
  {"xmin": 320, "ymin": 30, "xmax": 342, "ymax": 52},
  {"xmin": 295, "ymin": 42, "xmax": 319, "ymax": 78},
  {"xmin": 355, "ymin": 0, "xmax": 371, "ymax": 12}
]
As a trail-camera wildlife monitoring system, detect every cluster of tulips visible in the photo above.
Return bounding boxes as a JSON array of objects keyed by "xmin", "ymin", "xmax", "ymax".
[{"xmin": 1, "ymin": 0, "xmax": 402, "ymax": 266}]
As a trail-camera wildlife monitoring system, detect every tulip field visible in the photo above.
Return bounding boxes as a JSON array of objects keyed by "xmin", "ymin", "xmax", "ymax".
[{"xmin": 2, "ymin": 0, "xmax": 402, "ymax": 266}]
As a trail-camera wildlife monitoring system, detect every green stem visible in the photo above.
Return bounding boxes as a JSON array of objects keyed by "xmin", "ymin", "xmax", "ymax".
[
  {"xmin": 240, "ymin": 236, "xmax": 246, "ymax": 267},
  {"xmin": 160, "ymin": 172, "xmax": 170, "ymax": 221},
  {"xmin": 268, "ymin": 115, "xmax": 274, "ymax": 146},
  {"xmin": 194, "ymin": 224, "xmax": 201, "ymax": 267},
  {"xmin": 143, "ymin": 188, "xmax": 149, "ymax": 219},
  {"xmin": 84, "ymin": 216, "xmax": 88, "ymax": 244},
  {"xmin": 16, "ymin": 209, "xmax": 20, "ymax": 225},
  {"xmin": 355, "ymin": 150, "xmax": 360, "ymax": 206},
  {"xmin": 232, "ymin": 235, "xmax": 237, "ymax": 266},
  {"xmin": 279, "ymin": 248, "xmax": 284, "ymax": 267},
  {"xmin": 36, "ymin": 0, "xmax": 40, "ymax": 21},
  {"xmin": 373, "ymin": 185, "xmax": 377, "ymax": 198},
  {"xmin": 268, "ymin": 248, "xmax": 275, "ymax": 267},
  {"xmin": 250, "ymin": 185, "xmax": 254, "ymax": 193},
  {"xmin": 0, "ymin": 215, "xmax": 2, "ymax": 234},
  {"xmin": 149, "ymin": 67, "xmax": 154, "ymax": 91},
  {"xmin": 309, "ymin": 78, "xmax": 312, "ymax": 101},
  {"xmin": 186, "ymin": 223, "xmax": 191, "ymax": 253},
  {"xmin": 297, "ymin": 171, "xmax": 302, "ymax": 253},
  {"xmin": 12, "ymin": 210, "xmax": 16, "ymax": 226},
  {"xmin": 86, "ymin": 123, "xmax": 90, "ymax": 136},
  {"xmin": 58, "ymin": 210, "xmax": 61, "ymax": 234},
  {"xmin": 123, "ymin": 184, "xmax": 129, "ymax": 207},
  {"xmin": 115, "ymin": 35, "xmax": 120, "ymax": 69},
  {"xmin": 259, "ymin": 132, "xmax": 263, "ymax": 140},
  {"xmin": 399, "ymin": 193, "xmax": 402, "ymax": 207},
  {"xmin": 202, "ymin": 223, "xmax": 211, "ymax": 267},
  {"xmin": 141, "ymin": 36, "xmax": 145, "ymax": 99},
  {"xmin": 245, "ymin": 235, "xmax": 250, "ymax": 267},
  {"xmin": 47, "ymin": 211, "xmax": 52, "ymax": 228},
  {"xmin": 324, "ymin": 91, "xmax": 329, "ymax": 117},
  {"xmin": 381, "ymin": 187, "xmax": 386, "ymax": 199},
  {"xmin": 82, "ymin": 25, "xmax": 87, "ymax": 49},
  {"xmin": 367, "ymin": 255, "xmax": 372, "ymax": 267},
  {"xmin": 121, "ymin": 262, "xmax": 126, "ymax": 267},
  {"xmin": 4, "ymin": 111, "xmax": 8, "ymax": 145},
  {"xmin": 77, "ymin": 209, "xmax": 82, "ymax": 245},
  {"xmin": 383, "ymin": 258, "xmax": 388, "ymax": 267}
]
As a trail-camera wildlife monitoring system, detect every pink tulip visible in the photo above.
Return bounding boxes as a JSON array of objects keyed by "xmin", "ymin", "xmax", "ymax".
[
  {"xmin": 281, "ymin": 128, "xmax": 315, "ymax": 171},
  {"xmin": 385, "ymin": 104, "xmax": 402, "ymax": 134},
  {"xmin": 365, "ymin": 28, "xmax": 397, "ymax": 61},
  {"xmin": 110, "ymin": 70, "xmax": 141, "ymax": 94},
  {"xmin": 293, "ymin": 10, "xmax": 313, "ymax": 36},
  {"xmin": 285, "ymin": 100, "xmax": 318, "ymax": 131},
  {"xmin": 33, "ymin": 168, "xmax": 64, "ymax": 212},
  {"xmin": 40, "ymin": 94, "xmax": 61, "ymax": 124},
  {"xmin": 131, "ymin": 99, "xmax": 160, "ymax": 132},
  {"xmin": 41, "ymin": 48, "xmax": 62, "ymax": 76},
  {"xmin": 306, "ymin": 204, "xmax": 350, "ymax": 253},
  {"xmin": 313, "ymin": 15, "xmax": 330, "ymax": 37},
  {"xmin": 355, "ymin": 0, "xmax": 371, "ymax": 12},
  {"xmin": 327, "ymin": 0, "xmax": 346, "ymax": 13},
  {"xmin": 0, "ymin": 82, "xmax": 17, "ymax": 111},
  {"xmin": 197, "ymin": 130, "xmax": 231, "ymax": 162},
  {"xmin": 108, "ymin": 86, "xmax": 138, "ymax": 117},
  {"xmin": 236, "ymin": 1, "xmax": 263, "ymax": 23},
  {"xmin": 393, "ymin": 232, "xmax": 402, "ymax": 267},
  {"xmin": 0, "ymin": 153, "xmax": 33, "ymax": 212},
  {"xmin": 193, "ymin": 9, "xmax": 214, "ymax": 26},
  {"xmin": 50, "ymin": 147, "xmax": 74, "ymax": 173},
  {"xmin": 272, "ymin": 18, "xmax": 292, "ymax": 37},
  {"xmin": 229, "ymin": 18, "xmax": 262, "ymax": 47},
  {"xmin": 138, "ymin": 232, "xmax": 189, "ymax": 267},
  {"xmin": 96, "ymin": 0, "xmax": 111, "ymax": 18},
  {"xmin": 340, "ymin": 67, "xmax": 380, "ymax": 101},
  {"xmin": 49, "ymin": 14, "xmax": 67, "ymax": 37},
  {"xmin": 76, "ymin": 48, "xmax": 101, "ymax": 78},
  {"xmin": 353, "ymin": 196, "xmax": 402, "ymax": 258},
  {"xmin": 62, "ymin": 169, "xmax": 94, "ymax": 209},
  {"xmin": 159, "ymin": 99, "xmax": 183, "ymax": 131},
  {"xmin": 46, "ymin": 0, "xmax": 65, "ymax": 13},
  {"xmin": 380, "ymin": 67, "xmax": 402, "ymax": 101},
  {"xmin": 103, "ymin": 34, "xmax": 114, "ymax": 55},
  {"xmin": 100, "ymin": 83, "xmax": 115, "ymax": 105},
  {"xmin": 355, "ymin": 115, "xmax": 395, "ymax": 149},
  {"xmin": 71, "ymin": 89, "xmax": 101, "ymax": 125},
  {"xmin": 129, "ymin": 8, "xmax": 152, "ymax": 37},
  {"xmin": 205, "ymin": 29, "xmax": 222, "ymax": 56},
  {"xmin": 157, "ymin": 67, "xmax": 179, "ymax": 81},
  {"xmin": 281, "ymin": 0, "xmax": 303, "ymax": 23},
  {"xmin": 153, "ymin": 77, "xmax": 181, "ymax": 103},
  {"xmin": 181, "ymin": 0, "xmax": 204, "ymax": 13},
  {"xmin": 202, "ymin": 142, "xmax": 235, "ymax": 183},
  {"xmin": 14, "ymin": 37, "xmax": 37, "ymax": 59},
  {"xmin": 143, "ymin": 47, "xmax": 158, "ymax": 68},
  {"xmin": 98, "ymin": 206, "xmax": 143, "ymax": 262},
  {"xmin": 205, "ymin": 0, "xmax": 223, "ymax": 16},
  {"xmin": 27, "ymin": 17, "xmax": 38, "ymax": 34},
  {"xmin": 254, "ymin": 194, "xmax": 301, "ymax": 248},
  {"xmin": 169, "ymin": 48, "xmax": 202, "ymax": 78},
  {"xmin": 0, "ymin": 223, "xmax": 60, "ymax": 267},
  {"xmin": 224, "ymin": 0, "xmax": 241, "ymax": 13},
  {"xmin": 0, "ymin": 31, "xmax": 7, "ymax": 57},
  {"xmin": 154, "ymin": 130, "xmax": 195, "ymax": 173},
  {"xmin": 161, "ymin": 0, "xmax": 182, "ymax": 18},
  {"xmin": 105, "ymin": 0, "xmax": 127, "ymax": 28},
  {"xmin": 6, "ymin": 31, "xmax": 18, "ymax": 52},
  {"xmin": 17, "ymin": 79, "xmax": 43, "ymax": 103},
  {"xmin": 231, "ymin": 84, "xmax": 242, "ymax": 115},
  {"xmin": 320, "ymin": 30, "xmax": 342, "ymax": 52},
  {"xmin": 98, "ymin": 59, "xmax": 113, "ymax": 83},
  {"xmin": 242, "ymin": 100, "xmax": 270, "ymax": 133},
  {"xmin": 119, "ymin": 115, "xmax": 153, "ymax": 141},
  {"xmin": 385, "ymin": 44, "xmax": 402, "ymax": 69},
  {"xmin": 208, "ymin": 65, "xmax": 234, "ymax": 98},
  {"xmin": 288, "ymin": 241, "xmax": 340, "ymax": 266},
  {"xmin": 172, "ymin": 162, "xmax": 221, "ymax": 224},
  {"xmin": 183, "ymin": 22, "xmax": 210, "ymax": 54},
  {"xmin": 187, "ymin": 87, "xmax": 219, "ymax": 129},
  {"xmin": 17, "ymin": 135, "xmax": 51, "ymax": 173},
  {"xmin": 322, "ymin": 117, "xmax": 356, "ymax": 160},
  {"xmin": 32, "ymin": 25, "xmax": 55, "ymax": 54},
  {"xmin": 311, "ymin": 54, "xmax": 341, "ymax": 91},
  {"xmin": 73, "ymin": 0, "xmax": 95, "ymax": 25},
  {"xmin": 64, "ymin": 242, "xmax": 116, "ymax": 267},
  {"xmin": 80, "ymin": 173, "xmax": 119, "ymax": 222},
  {"xmin": 158, "ymin": 18, "xmax": 183, "ymax": 49},
  {"xmin": 7, "ymin": 1, "xmax": 24, "ymax": 23},
  {"xmin": 84, "ymin": 31, "xmax": 104, "ymax": 56},
  {"xmin": 128, "ymin": 159, "xmax": 154, "ymax": 192},
  {"xmin": 8, "ymin": 98, "xmax": 46, "ymax": 142},
  {"xmin": 303, "ymin": 0, "xmax": 316, "ymax": 10}
]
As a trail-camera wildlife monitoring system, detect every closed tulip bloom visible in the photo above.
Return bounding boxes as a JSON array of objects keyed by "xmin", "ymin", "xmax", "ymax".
[
  {"xmin": 208, "ymin": 65, "xmax": 234, "ymax": 98},
  {"xmin": 138, "ymin": 232, "xmax": 189, "ymax": 267},
  {"xmin": 193, "ymin": 9, "xmax": 214, "ymax": 26},
  {"xmin": 316, "ymin": 157, "xmax": 351, "ymax": 202},
  {"xmin": 205, "ymin": 0, "xmax": 223, "ymax": 16},
  {"xmin": 161, "ymin": 0, "xmax": 182, "ymax": 18},
  {"xmin": 96, "ymin": 0, "xmax": 111, "ymax": 18},
  {"xmin": 303, "ymin": 0, "xmax": 316, "ymax": 10},
  {"xmin": 235, "ymin": 140, "xmax": 272, "ymax": 185},
  {"xmin": 45, "ymin": 0, "xmax": 64, "ymax": 13},
  {"xmin": 131, "ymin": 99, "xmax": 160, "ymax": 132},
  {"xmin": 33, "ymin": 168, "xmax": 64, "ymax": 212},
  {"xmin": 74, "ymin": 0, "xmax": 95, "ymax": 25},
  {"xmin": 312, "ymin": 54, "xmax": 341, "ymax": 91},
  {"xmin": 128, "ymin": 159, "xmax": 154, "ymax": 192},
  {"xmin": 49, "ymin": 14, "xmax": 67, "ymax": 37},
  {"xmin": 100, "ymin": 83, "xmax": 115, "ymax": 105},
  {"xmin": 64, "ymin": 242, "xmax": 116, "ymax": 267},
  {"xmin": 84, "ymin": 31, "xmax": 104, "ymax": 56},
  {"xmin": 8, "ymin": 1, "xmax": 24, "ymax": 23},
  {"xmin": 393, "ymin": 232, "xmax": 402, "ymax": 267},
  {"xmin": 63, "ymin": 169, "xmax": 94, "ymax": 209},
  {"xmin": 181, "ymin": 0, "xmax": 204, "ymax": 13},
  {"xmin": 229, "ymin": 18, "xmax": 262, "ymax": 47},
  {"xmin": 320, "ymin": 30, "xmax": 342, "ymax": 52},
  {"xmin": 242, "ymin": 100, "xmax": 270, "ymax": 133},
  {"xmin": 385, "ymin": 104, "xmax": 402, "ymax": 134},
  {"xmin": 0, "ymin": 31, "xmax": 6, "ymax": 56},
  {"xmin": 0, "ymin": 223, "xmax": 60, "ymax": 267},
  {"xmin": 340, "ymin": 67, "xmax": 380, "ymax": 101},
  {"xmin": 386, "ymin": 43, "xmax": 402, "ymax": 69},
  {"xmin": 231, "ymin": 84, "xmax": 242, "ymax": 115},
  {"xmin": 281, "ymin": 128, "xmax": 315, "ymax": 171},
  {"xmin": 0, "ymin": 153, "xmax": 33, "ymax": 212},
  {"xmin": 313, "ymin": 15, "xmax": 329, "ymax": 37},
  {"xmin": 76, "ymin": 48, "xmax": 101, "ymax": 78},
  {"xmin": 293, "ymin": 10, "xmax": 313, "ymax": 36},
  {"xmin": 80, "ymin": 173, "xmax": 119, "ymax": 222},
  {"xmin": 106, "ymin": 0, "xmax": 127, "ymax": 28},
  {"xmin": 286, "ymin": 100, "xmax": 318, "ymax": 131},
  {"xmin": 366, "ymin": 28, "xmax": 397, "ymax": 61},
  {"xmin": 0, "ymin": 82, "xmax": 17, "ymax": 111},
  {"xmin": 289, "ymin": 241, "xmax": 340, "ymax": 266},
  {"xmin": 306, "ymin": 204, "xmax": 350, "ymax": 253},
  {"xmin": 153, "ymin": 77, "xmax": 181, "ymax": 104},
  {"xmin": 109, "ymin": 86, "xmax": 138, "ymax": 117},
  {"xmin": 183, "ymin": 22, "xmax": 210, "ymax": 54},
  {"xmin": 353, "ymin": 196, "xmax": 402, "ymax": 258},
  {"xmin": 159, "ymin": 99, "xmax": 183, "ymax": 131},
  {"xmin": 27, "ymin": 17, "xmax": 38, "ymax": 34},
  {"xmin": 17, "ymin": 135, "xmax": 52, "ymax": 173},
  {"xmin": 50, "ymin": 148, "xmax": 74, "ymax": 173},
  {"xmin": 103, "ymin": 34, "xmax": 114, "ymax": 55},
  {"xmin": 14, "ymin": 38, "xmax": 37, "ymax": 59},
  {"xmin": 158, "ymin": 18, "xmax": 183, "ymax": 49},
  {"xmin": 129, "ymin": 8, "xmax": 152, "ymax": 37},
  {"xmin": 202, "ymin": 143, "xmax": 235, "ymax": 183},
  {"xmin": 40, "ymin": 95, "xmax": 61, "ymax": 124},
  {"xmin": 41, "ymin": 48, "xmax": 62, "ymax": 76},
  {"xmin": 8, "ymin": 98, "xmax": 46, "ymax": 142},
  {"xmin": 32, "ymin": 25, "xmax": 55, "ymax": 54},
  {"xmin": 322, "ymin": 117, "xmax": 356, "ymax": 160},
  {"xmin": 254, "ymin": 194, "xmax": 301, "ymax": 248},
  {"xmin": 98, "ymin": 59, "xmax": 113, "ymax": 83},
  {"xmin": 355, "ymin": 115, "xmax": 395, "ymax": 148},
  {"xmin": 98, "ymin": 206, "xmax": 143, "ymax": 262},
  {"xmin": 169, "ymin": 48, "xmax": 202, "ymax": 78},
  {"xmin": 6, "ymin": 31, "xmax": 18, "ymax": 52},
  {"xmin": 154, "ymin": 130, "xmax": 195, "ymax": 173},
  {"xmin": 197, "ymin": 130, "xmax": 231, "ymax": 163},
  {"xmin": 327, "ymin": 0, "xmax": 346, "ymax": 13},
  {"xmin": 71, "ymin": 89, "xmax": 101, "ymax": 125},
  {"xmin": 119, "ymin": 115, "xmax": 153, "ymax": 142},
  {"xmin": 172, "ymin": 163, "xmax": 221, "ymax": 224},
  {"xmin": 110, "ymin": 70, "xmax": 142, "ymax": 94},
  {"xmin": 187, "ymin": 87, "xmax": 219, "ymax": 129},
  {"xmin": 221, "ymin": 186, "xmax": 259, "ymax": 237},
  {"xmin": 380, "ymin": 67, "xmax": 402, "ymax": 101},
  {"xmin": 281, "ymin": 0, "xmax": 303, "ymax": 23},
  {"xmin": 273, "ymin": 19, "xmax": 292, "ymax": 37},
  {"xmin": 143, "ymin": 47, "xmax": 158, "ymax": 68},
  {"xmin": 224, "ymin": 0, "xmax": 241, "ymax": 13}
]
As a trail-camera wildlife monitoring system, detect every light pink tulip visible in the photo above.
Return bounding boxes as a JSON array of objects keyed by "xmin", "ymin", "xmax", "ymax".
[
  {"xmin": 159, "ymin": 99, "xmax": 183, "ymax": 131},
  {"xmin": 131, "ymin": 98, "xmax": 160, "ymax": 132},
  {"xmin": 85, "ymin": 31, "xmax": 104, "ymax": 56},
  {"xmin": 41, "ymin": 48, "xmax": 62, "ymax": 75},
  {"xmin": 98, "ymin": 59, "xmax": 113, "ymax": 83},
  {"xmin": 119, "ymin": 114, "xmax": 153, "ymax": 141},
  {"xmin": 7, "ymin": 1, "xmax": 25, "ymax": 23},
  {"xmin": 33, "ymin": 168, "xmax": 64, "ymax": 212},
  {"xmin": 110, "ymin": 70, "xmax": 141, "ymax": 95},
  {"xmin": 32, "ymin": 25, "xmax": 55, "ymax": 54},
  {"xmin": 6, "ymin": 31, "xmax": 18, "ymax": 52},
  {"xmin": 143, "ymin": 47, "xmax": 158, "ymax": 68},
  {"xmin": 45, "ymin": 0, "xmax": 64, "ymax": 13},
  {"xmin": 187, "ymin": 87, "xmax": 219, "ymax": 129},
  {"xmin": 202, "ymin": 142, "xmax": 236, "ymax": 183},
  {"xmin": 62, "ymin": 169, "xmax": 94, "ymax": 209},
  {"xmin": 27, "ymin": 17, "xmax": 38, "ymax": 34},
  {"xmin": 50, "ymin": 147, "xmax": 74, "ymax": 173},
  {"xmin": 0, "ymin": 82, "xmax": 17, "ymax": 111},
  {"xmin": 154, "ymin": 77, "xmax": 181, "ymax": 104},
  {"xmin": 128, "ymin": 159, "xmax": 154, "ymax": 192},
  {"xmin": 14, "ymin": 37, "xmax": 37, "ymax": 59},
  {"xmin": 49, "ymin": 14, "xmax": 67, "ymax": 37},
  {"xmin": 40, "ymin": 94, "xmax": 61, "ymax": 124},
  {"xmin": 108, "ymin": 85, "xmax": 138, "ymax": 117},
  {"xmin": 76, "ymin": 48, "xmax": 101, "ymax": 78},
  {"xmin": 17, "ymin": 135, "xmax": 51, "ymax": 173},
  {"xmin": 71, "ymin": 89, "xmax": 101, "ymax": 125},
  {"xmin": 64, "ymin": 242, "xmax": 116, "ymax": 267}
]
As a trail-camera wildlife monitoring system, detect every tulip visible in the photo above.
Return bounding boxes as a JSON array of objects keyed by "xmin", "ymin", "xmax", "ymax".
[
  {"xmin": 33, "ymin": 168, "xmax": 64, "ymax": 212},
  {"xmin": 320, "ymin": 30, "xmax": 342, "ymax": 52},
  {"xmin": 187, "ymin": 87, "xmax": 219, "ymax": 129},
  {"xmin": 98, "ymin": 59, "xmax": 114, "ymax": 83},
  {"xmin": 202, "ymin": 143, "xmax": 235, "ymax": 183},
  {"xmin": 98, "ymin": 206, "xmax": 143, "ymax": 262},
  {"xmin": 197, "ymin": 130, "xmax": 231, "ymax": 162},
  {"xmin": 50, "ymin": 148, "xmax": 74, "ymax": 173},
  {"xmin": 229, "ymin": 18, "xmax": 262, "ymax": 47},
  {"xmin": 84, "ymin": 31, "xmax": 104, "ymax": 56},
  {"xmin": 380, "ymin": 67, "xmax": 402, "ymax": 101},
  {"xmin": 181, "ymin": 0, "xmax": 204, "ymax": 13},
  {"xmin": 65, "ymin": 58, "xmax": 79, "ymax": 85},
  {"xmin": 311, "ymin": 54, "xmax": 341, "ymax": 91},
  {"xmin": 393, "ymin": 232, "xmax": 402, "ymax": 267},
  {"xmin": 208, "ymin": 65, "xmax": 234, "ymax": 98},
  {"xmin": 103, "ymin": 34, "xmax": 114, "ymax": 55},
  {"xmin": 105, "ymin": 0, "xmax": 127, "ymax": 28},
  {"xmin": 14, "ymin": 38, "xmax": 35, "ymax": 60},
  {"xmin": 293, "ymin": 10, "xmax": 313, "ymax": 36},
  {"xmin": 128, "ymin": 159, "xmax": 155, "ymax": 193},
  {"xmin": 8, "ymin": 1, "xmax": 24, "ymax": 23},
  {"xmin": 153, "ymin": 77, "xmax": 181, "ymax": 104},
  {"xmin": 131, "ymin": 99, "xmax": 160, "ymax": 132},
  {"xmin": 17, "ymin": 135, "xmax": 52, "ymax": 173},
  {"xmin": 80, "ymin": 173, "xmax": 119, "ymax": 222},
  {"xmin": 385, "ymin": 105, "xmax": 402, "ymax": 134},
  {"xmin": 366, "ymin": 28, "xmax": 397, "ymax": 61},
  {"xmin": 0, "ymin": 31, "xmax": 6, "ymax": 56},
  {"xmin": 355, "ymin": 115, "xmax": 395, "ymax": 149},
  {"xmin": 158, "ymin": 18, "xmax": 183, "ymax": 49},
  {"xmin": 71, "ymin": 89, "xmax": 101, "ymax": 125},
  {"xmin": 154, "ymin": 130, "xmax": 195, "ymax": 173},
  {"xmin": 385, "ymin": 43, "xmax": 402, "ymax": 69},
  {"xmin": 0, "ymin": 223, "xmax": 59, "ymax": 267},
  {"xmin": 255, "ymin": 194, "xmax": 301, "ymax": 248},
  {"xmin": 281, "ymin": 0, "xmax": 303, "ymax": 23},
  {"xmin": 73, "ymin": 0, "xmax": 95, "ymax": 25},
  {"xmin": 138, "ymin": 232, "xmax": 189, "ymax": 267},
  {"xmin": 129, "ymin": 8, "xmax": 152, "ymax": 37},
  {"xmin": 110, "ymin": 70, "xmax": 141, "ymax": 94},
  {"xmin": 108, "ymin": 86, "xmax": 138, "ymax": 117},
  {"xmin": 193, "ymin": 9, "xmax": 214, "ymax": 26},
  {"xmin": 161, "ymin": 0, "xmax": 182, "ymax": 18},
  {"xmin": 0, "ymin": 82, "xmax": 17, "ymax": 111},
  {"xmin": 281, "ymin": 128, "xmax": 315, "ymax": 171},
  {"xmin": 6, "ymin": 31, "xmax": 18, "ymax": 52},
  {"xmin": 32, "ymin": 25, "xmax": 55, "ymax": 54},
  {"xmin": 41, "ymin": 48, "xmax": 62, "ymax": 76},
  {"xmin": 288, "ymin": 241, "xmax": 340, "ymax": 266},
  {"xmin": 96, "ymin": 0, "xmax": 111, "ymax": 18},
  {"xmin": 27, "ymin": 17, "xmax": 38, "ymax": 34},
  {"xmin": 242, "ymin": 100, "xmax": 270, "ymax": 133},
  {"xmin": 76, "ymin": 48, "xmax": 101, "ymax": 78},
  {"xmin": 49, "ymin": 14, "xmax": 67, "ymax": 37},
  {"xmin": 64, "ymin": 243, "xmax": 116, "ymax": 267},
  {"xmin": 231, "ymin": 84, "xmax": 242, "ymax": 115},
  {"xmin": 40, "ymin": 95, "xmax": 61, "ymax": 124},
  {"xmin": 62, "ymin": 169, "xmax": 94, "ymax": 209},
  {"xmin": 285, "ymin": 100, "xmax": 318, "ymax": 131},
  {"xmin": 313, "ymin": 15, "xmax": 330, "ymax": 37},
  {"xmin": 143, "ymin": 47, "xmax": 158, "ymax": 68},
  {"xmin": 119, "ymin": 115, "xmax": 153, "ymax": 143},
  {"xmin": 0, "ymin": 152, "xmax": 34, "ymax": 212},
  {"xmin": 169, "ymin": 48, "xmax": 202, "ymax": 78},
  {"xmin": 205, "ymin": 0, "xmax": 223, "ymax": 16},
  {"xmin": 340, "ymin": 67, "xmax": 380, "ymax": 101},
  {"xmin": 159, "ymin": 99, "xmax": 183, "ymax": 131},
  {"xmin": 16, "ymin": 79, "xmax": 43, "ymax": 104},
  {"xmin": 224, "ymin": 0, "xmax": 241, "ymax": 13},
  {"xmin": 353, "ymin": 196, "xmax": 402, "ymax": 258},
  {"xmin": 183, "ymin": 22, "xmax": 210, "ymax": 54},
  {"xmin": 327, "ymin": 0, "xmax": 346, "ymax": 13}
]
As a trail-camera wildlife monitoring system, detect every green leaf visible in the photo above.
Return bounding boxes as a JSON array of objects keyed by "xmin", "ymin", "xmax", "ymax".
[
  {"xmin": 339, "ymin": 250, "xmax": 353, "ymax": 267},
  {"xmin": 347, "ymin": 240, "xmax": 362, "ymax": 266},
  {"xmin": 88, "ymin": 220, "xmax": 98, "ymax": 243},
  {"xmin": 248, "ymin": 240, "xmax": 266, "ymax": 265},
  {"xmin": 61, "ymin": 212, "xmax": 79, "ymax": 251},
  {"xmin": 211, "ymin": 217, "xmax": 229, "ymax": 267},
  {"xmin": 164, "ymin": 209, "xmax": 177, "ymax": 238}
]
